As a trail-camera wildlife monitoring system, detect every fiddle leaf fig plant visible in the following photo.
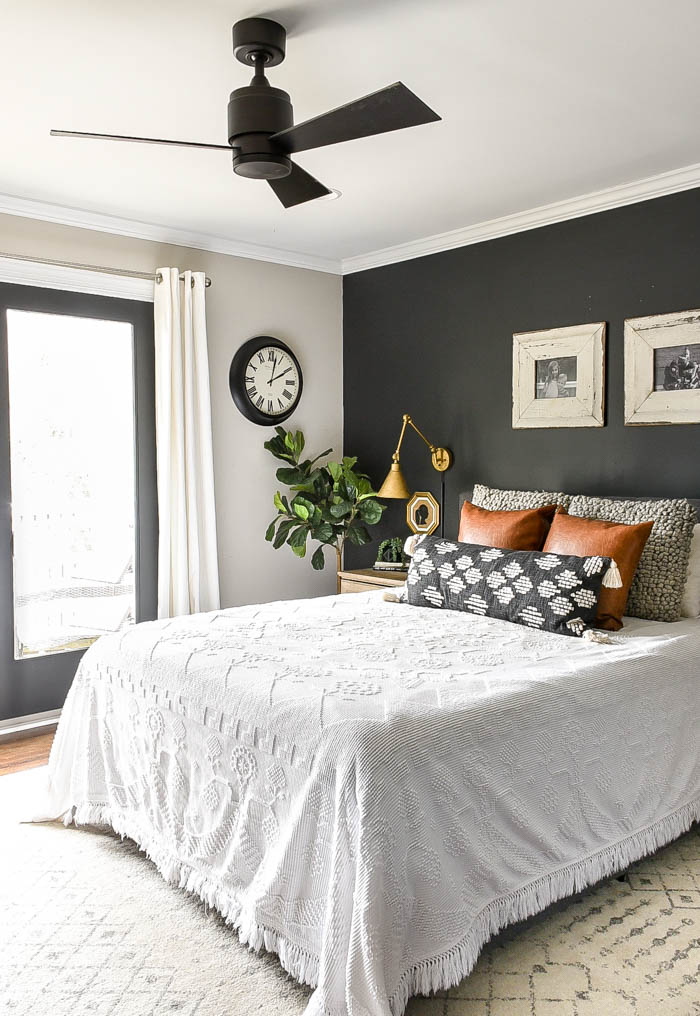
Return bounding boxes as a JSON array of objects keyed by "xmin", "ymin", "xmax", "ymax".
[{"xmin": 264, "ymin": 427, "xmax": 386, "ymax": 580}]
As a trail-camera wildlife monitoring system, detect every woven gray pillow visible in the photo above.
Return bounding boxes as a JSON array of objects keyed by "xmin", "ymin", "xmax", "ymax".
[
  {"xmin": 472, "ymin": 483, "xmax": 572, "ymax": 512},
  {"xmin": 567, "ymin": 495, "xmax": 696, "ymax": 622}
]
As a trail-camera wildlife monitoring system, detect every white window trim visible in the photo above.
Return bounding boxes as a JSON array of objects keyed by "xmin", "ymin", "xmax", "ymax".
[{"xmin": 0, "ymin": 255, "xmax": 154, "ymax": 302}]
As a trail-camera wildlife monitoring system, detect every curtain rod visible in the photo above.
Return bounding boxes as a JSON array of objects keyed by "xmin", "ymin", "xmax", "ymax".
[{"xmin": 0, "ymin": 251, "xmax": 212, "ymax": 287}]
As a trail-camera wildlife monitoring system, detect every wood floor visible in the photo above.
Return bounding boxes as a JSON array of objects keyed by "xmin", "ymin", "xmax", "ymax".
[{"xmin": 0, "ymin": 730, "xmax": 55, "ymax": 775}]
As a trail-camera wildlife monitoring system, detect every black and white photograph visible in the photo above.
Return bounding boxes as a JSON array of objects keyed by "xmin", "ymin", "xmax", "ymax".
[
  {"xmin": 513, "ymin": 321, "xmax": 605, "ymax": 428},
  {"xmin": 535, "ymin": 355, "xmax": 577, "ymax": 398},
  {"xmin": 625, "ymin": 308, "xmax": 700, "ymax": 424},
  {"xmin": 654, "ymin": 343, "xmax": 700, "ymax": 391}
]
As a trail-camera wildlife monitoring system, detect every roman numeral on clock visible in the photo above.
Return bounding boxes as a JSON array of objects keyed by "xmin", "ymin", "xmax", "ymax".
[
  {"xmin": 283, "ymin": 389, "xmax": 292, "ymax": 400},
  {"xmin": 256, "ymin": 395, "xmax": 264, "ymax": 409},
  {"xmin": 267, "ymin": 399, "xmax": 274, "ymax": 413},
  {"xmin": 247, "ymin": 386, "xmax": 257, "ymax": 398}
]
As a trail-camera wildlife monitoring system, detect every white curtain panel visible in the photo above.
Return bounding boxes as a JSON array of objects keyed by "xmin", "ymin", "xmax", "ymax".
[{"xmin": 154, "ymin": 268, "xmax": 220, "ymax": 618}]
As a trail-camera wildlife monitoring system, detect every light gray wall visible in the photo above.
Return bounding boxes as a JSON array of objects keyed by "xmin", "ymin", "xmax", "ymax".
[{"xmin": 0, "ymin": 212, "xmax": 343, "ymax": 607}]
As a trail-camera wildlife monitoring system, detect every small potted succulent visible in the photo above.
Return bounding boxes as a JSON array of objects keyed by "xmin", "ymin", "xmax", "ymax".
[{"xmin": 264, "ymin": 427, "xmax": 386, "ymax": 590}]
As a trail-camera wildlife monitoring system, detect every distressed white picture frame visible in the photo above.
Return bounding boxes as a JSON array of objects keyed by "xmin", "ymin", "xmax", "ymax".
[
  {"xmin": 625, "ymin": 309, "xmax": 700, "ymax": 425},
  {"xmin": 512, "ymin": 322, "xmax": 606, "ymax": 429}
]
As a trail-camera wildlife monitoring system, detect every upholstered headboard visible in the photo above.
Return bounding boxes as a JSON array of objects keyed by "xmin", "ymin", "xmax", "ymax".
[{"xmin": 459, "ymin": 488, "xmax": 700, "ymax": 524}]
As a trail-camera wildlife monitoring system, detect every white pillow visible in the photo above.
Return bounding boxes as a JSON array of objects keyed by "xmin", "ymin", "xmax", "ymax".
[{"xmin": 681, "ymin": 524, "xmax": 700, "ymax": 617}]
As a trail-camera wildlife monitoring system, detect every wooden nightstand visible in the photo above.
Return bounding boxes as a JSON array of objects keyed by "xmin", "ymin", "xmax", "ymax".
[{"xmin": 337, "ymin": 568, "xmax": 408, "ymax": 594}]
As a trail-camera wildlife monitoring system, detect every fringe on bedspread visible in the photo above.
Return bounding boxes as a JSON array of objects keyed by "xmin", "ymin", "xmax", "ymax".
[
  {"xmin": 66, "ymin": 804, "xmax": 321, "ymax": 990},
  {"xmin": 389, "ymin": 798, "xmax": 700, "ymax": 1016},
  {"xmin": 62, "ymin": 798, "xmax": 699, "ymax": 1016}
]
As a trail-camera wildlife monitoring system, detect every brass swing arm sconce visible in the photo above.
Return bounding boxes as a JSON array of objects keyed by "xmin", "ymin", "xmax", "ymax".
[{"xmin": 378, "ymin": 414, "xmax": 453, "ymax": 500}]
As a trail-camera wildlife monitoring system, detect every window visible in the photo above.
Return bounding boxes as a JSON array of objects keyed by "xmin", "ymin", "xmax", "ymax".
[
  {"xmin": 0, "ymin": 280, "xmax": 156, "ymax": 722},
  {"xmin": 7, "ymin": 310, "xmax": 137, "ymax": 657}
]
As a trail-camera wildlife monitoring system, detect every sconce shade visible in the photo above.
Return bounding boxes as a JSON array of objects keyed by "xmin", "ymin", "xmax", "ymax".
[{"xmin": 378, "ymin": 462, "xmax": 411, "ymax": 500}]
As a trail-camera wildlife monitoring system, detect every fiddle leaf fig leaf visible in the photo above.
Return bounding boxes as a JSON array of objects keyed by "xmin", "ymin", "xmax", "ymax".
[
  {"xmin": 288, "ymin": 527, "xmax": 308, "ymax": 552},
  {"xmin": 276, "ymin": 466, "xmax": 307, "ymax": 486},
  {"xmin": 265, "ymin": 520, "xmax": 276, "ymax": 542},
  {"xmin": 308, "ymin": 449, "xmax": 333, "ymax": 468},
  {"xmin": 291, "ymin": 468, "xmax": 323, "ymax": 492},
  {"xmin": 273, "ymin": 518, "xmax": 296, "ymax": 548},
  {"xmin": 264, "ymin": 434, "xmax": 296, "ymax": 463},
  {"xmin": 311, "ymin": 522, "xmax": 333, "ymax": 543},
  {"xmin": 346, "ymin": 523, "xmax": 371, "ymax": 546},
  {"xmin": 311, "ymin": 546, "xmax": 326, "ymax": 570},
  {"xmin": 358, "ymin": 499, "xmax": 383, "ymax": 525},
  {"xmin": 330, "ymin": 501, "xmax": 352, "ymax": 518}
]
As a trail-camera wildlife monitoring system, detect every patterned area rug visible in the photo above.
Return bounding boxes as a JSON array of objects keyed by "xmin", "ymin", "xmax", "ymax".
[{"xmin": 1, "ymin": 769, "xmax": 698, "ymax": 1016}]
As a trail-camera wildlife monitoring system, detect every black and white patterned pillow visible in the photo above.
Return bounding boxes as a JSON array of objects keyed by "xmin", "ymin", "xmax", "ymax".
[{"xmin": 406, "ymin": 535, "xmax": 612, "ymax": 637}]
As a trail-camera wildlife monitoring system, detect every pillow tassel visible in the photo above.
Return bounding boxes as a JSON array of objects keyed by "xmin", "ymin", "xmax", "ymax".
[
  {"xmin": 582, "ymin": 628, "xmax": 614, "ymax": 645},
  {"xmin": 602, "ymin": 559, "xmax": 623, "ymax": 589}
]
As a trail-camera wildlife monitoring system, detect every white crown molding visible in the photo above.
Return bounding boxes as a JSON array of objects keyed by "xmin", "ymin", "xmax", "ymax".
[
  {"xmin": 341, "ymin": 161, "xmax": 700, "ymax": 274},
  {"xmin": 0, "ymin": 254, "xmax": 154, "ymax": 301},
  {"xmin": 3, "ymin": 160, "xmax": 700, "ymax": 280},
  {"xmin": 0, "ymin": 192, "xmax": 342, "ymax": 276}
]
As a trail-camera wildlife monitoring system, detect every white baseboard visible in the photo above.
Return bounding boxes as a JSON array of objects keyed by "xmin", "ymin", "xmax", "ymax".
[{"xmin": 0, "ymin": 709, "xmax": 61, "ymax": 739}]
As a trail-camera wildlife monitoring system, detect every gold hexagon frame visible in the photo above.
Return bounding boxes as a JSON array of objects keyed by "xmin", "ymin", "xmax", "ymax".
[{"xmin": 406, "ymin": 491, "xmax": 439, "ymax": 536}]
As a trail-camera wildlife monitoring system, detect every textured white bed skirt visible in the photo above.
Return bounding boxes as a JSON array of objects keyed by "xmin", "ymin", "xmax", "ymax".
[{"xmin": 32, "ymin": 593, "xmax": 700, "ymax": 1016}]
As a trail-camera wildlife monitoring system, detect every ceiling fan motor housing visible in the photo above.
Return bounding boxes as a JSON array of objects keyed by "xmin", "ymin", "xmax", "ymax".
[{"xmin": 228, "ymin": 83, "xmax": 293, "ymax": 179}]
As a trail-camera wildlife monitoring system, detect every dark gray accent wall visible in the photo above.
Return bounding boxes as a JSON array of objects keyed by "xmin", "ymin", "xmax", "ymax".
[{"xmin": 343, "ymin": 188, "xmax": 700, "ymax": 567}]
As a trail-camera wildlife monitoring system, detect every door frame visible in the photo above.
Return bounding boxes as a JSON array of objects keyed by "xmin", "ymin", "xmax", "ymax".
[{"xmin": 0, "ymin": 282, "xmax": 157, "ymax": 722}]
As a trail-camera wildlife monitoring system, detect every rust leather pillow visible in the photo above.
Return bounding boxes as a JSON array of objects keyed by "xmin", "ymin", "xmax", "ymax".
[
  {"xmin": 542, "ymin": 510, "xmax": 654, "ymax": 630},
  {"xmin": 458, "ymin": 501, "xmax": 558, "ymax": 551}
]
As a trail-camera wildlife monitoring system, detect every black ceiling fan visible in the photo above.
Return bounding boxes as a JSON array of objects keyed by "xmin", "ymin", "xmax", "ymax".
[{"xmin": 51, "ymin": 17, "xmax": 440, "ymax": 209}]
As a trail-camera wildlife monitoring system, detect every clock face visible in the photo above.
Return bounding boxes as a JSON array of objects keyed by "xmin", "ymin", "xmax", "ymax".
[
  {"xmin": 245, "ymin": 345, "xmax": 300, "ymax": 417},
  {"xmin": 229, "ymin": 337, "xmax": 303, "ymax": 426}
]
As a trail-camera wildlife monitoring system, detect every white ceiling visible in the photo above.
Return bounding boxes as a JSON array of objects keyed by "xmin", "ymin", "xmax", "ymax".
[{"xmin": 4, "ymin": 0, "xmax": 700, "ymax": 268}]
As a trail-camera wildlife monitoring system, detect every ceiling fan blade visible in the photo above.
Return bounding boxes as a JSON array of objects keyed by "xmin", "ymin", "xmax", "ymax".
[
  {"xmin": 268, "ymin": 161, "xmax": 332, "ymax": 208},
  {"xmin": 50, "ymin": 130, "xmax": 233, "ymax": 152},
  {"xmin": 269, "ymin": 81, "xmax": 440, "ymax": 155}
]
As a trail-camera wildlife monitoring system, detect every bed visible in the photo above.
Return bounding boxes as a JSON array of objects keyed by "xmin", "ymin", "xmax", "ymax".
[{"xmin": 36, "ymin": 559, "xmax": 700, "ymax": 1016}]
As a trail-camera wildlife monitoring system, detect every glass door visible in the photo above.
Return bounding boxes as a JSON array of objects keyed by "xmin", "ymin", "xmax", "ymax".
[{"xmin": 0, "ymin": 283, "xmax": 157, "ymax": 722}]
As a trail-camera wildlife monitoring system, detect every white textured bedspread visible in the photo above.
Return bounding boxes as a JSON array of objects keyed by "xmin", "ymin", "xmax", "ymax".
[{"xmin": 37, "ymin": 591, "xmax": 700, "ymax": 1016}]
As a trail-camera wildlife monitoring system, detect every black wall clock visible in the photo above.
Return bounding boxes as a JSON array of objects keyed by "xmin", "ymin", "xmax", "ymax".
[{"xmin": 229, "ymin": 336, "xmax": 303, "ymax": 426}]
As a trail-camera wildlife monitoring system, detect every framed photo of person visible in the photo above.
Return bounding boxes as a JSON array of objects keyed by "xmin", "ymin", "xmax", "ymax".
[
  {"xmin": 512, "ymin": 321, "xmax": 606, "ymax": 429},
  {"xmin": 624, "ymin": 309, "xmax": 700, "ymax": 425}
]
